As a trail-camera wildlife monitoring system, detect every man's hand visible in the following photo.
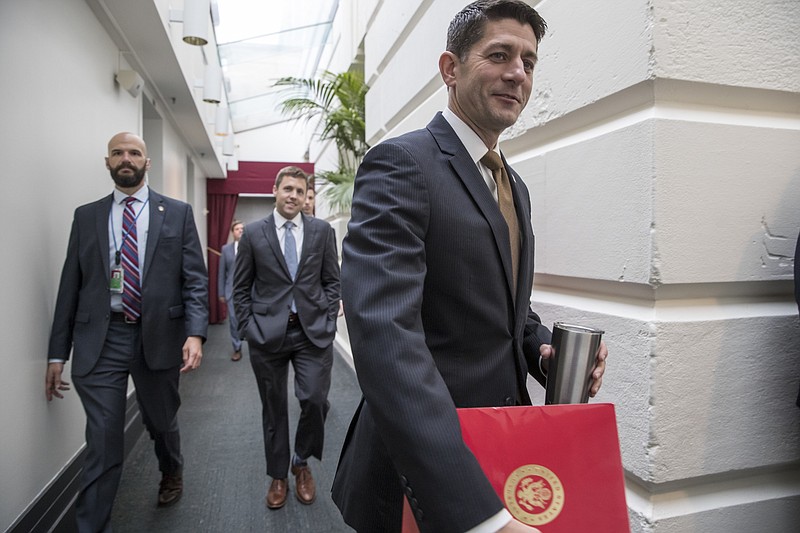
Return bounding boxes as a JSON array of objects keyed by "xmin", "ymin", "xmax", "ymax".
[
  {"xmin": 539, "ymin": 340, "xmax": 608, "ymax": 397},
  {"xmin": 46, "ymin": 362, "xmax": 70, "ymax": 401},
  {"xmin": 181, "ymin": 336, "xmax": 203, "ymax": 373},
  {"xmin": 499, "ymin": 519, "xmax": 542, "ymax": 532}
]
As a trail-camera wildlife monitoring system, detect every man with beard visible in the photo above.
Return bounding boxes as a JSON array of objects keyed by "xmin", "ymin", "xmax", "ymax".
[{"xmin": 46, "ymin": 132, "xmax": 208, "ymax": 532}]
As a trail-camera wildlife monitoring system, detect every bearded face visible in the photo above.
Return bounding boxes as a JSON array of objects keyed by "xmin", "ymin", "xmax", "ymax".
[
  {"xmin": 105, "ymin": 133, "xmax": 150, "ymax": 190},
  {"xmin": 109, "ymin": 161, "xmax": 147, "ymax": 189}
]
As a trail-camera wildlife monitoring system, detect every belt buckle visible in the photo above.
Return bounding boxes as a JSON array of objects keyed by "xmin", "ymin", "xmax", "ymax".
[{"xmin": 124, "ymin": 315, "xmax": 139, "ymax": 324}]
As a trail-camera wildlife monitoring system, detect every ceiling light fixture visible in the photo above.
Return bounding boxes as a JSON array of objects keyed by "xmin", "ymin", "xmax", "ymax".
[
  {"xmin": 203, "ymin": 62, "xmax": 222, "ymax": 103},
  {"xmin": 170, "ymin": 0, "xmax": 210, "ymax": 46}
]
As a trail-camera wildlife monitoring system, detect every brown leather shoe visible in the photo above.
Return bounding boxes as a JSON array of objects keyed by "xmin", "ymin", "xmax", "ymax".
[
  {"xmin": 266, "ymin": 478, "xmax": 288, "ymax": 509},
  {"xmin": 157, "ymin": 473, "xmax": 183, "ymax": 507},
  {"xmin": 231, "ymin": 351, "xmax": 242, "ymax": 361},
  {"xmin": 291, "ymin": 464, "xmax": 316, "ymax": 504}
]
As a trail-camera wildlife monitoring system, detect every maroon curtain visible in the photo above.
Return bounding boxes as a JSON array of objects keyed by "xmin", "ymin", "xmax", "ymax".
[
  {"xmin": 207, "ymin": 193, "xmax": 238, "ymax": 324},
  {"xmin": 207, "ymin": 161, "xmax": 315, "ymax": 195}
]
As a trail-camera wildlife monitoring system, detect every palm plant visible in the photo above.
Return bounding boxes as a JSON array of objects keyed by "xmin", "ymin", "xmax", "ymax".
[{"xmin": 274, "ymin": 70, "xmax": 368, "ymax": 213}]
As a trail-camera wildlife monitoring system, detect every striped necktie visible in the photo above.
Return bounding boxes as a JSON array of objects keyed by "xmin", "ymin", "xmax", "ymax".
[{"xmin": 121, "ymin": 197, "xmax": 142, "ymax": 321}]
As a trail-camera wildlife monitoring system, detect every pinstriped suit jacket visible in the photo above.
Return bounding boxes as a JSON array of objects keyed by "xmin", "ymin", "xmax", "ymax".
[{"xmin": 332, "ymin": 113, "xmax": 552, "ymax": 532}]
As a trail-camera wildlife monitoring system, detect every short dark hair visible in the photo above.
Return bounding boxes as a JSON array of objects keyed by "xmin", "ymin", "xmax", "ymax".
[
  {"xmin": 447, "ymin": 0, "xmax": 547, "ymax": 61},
  {"xmin": 275, "ymin": 166, "xmax": 308, "ymax": 190}
]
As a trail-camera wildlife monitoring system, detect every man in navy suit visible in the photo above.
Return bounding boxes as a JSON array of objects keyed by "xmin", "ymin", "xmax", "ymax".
[
  {"xmin": 332, "ymin": 2, "xmax": 607, "ymax": 532},
  {"xmin": 218, "ymin": 219, "xmax": 244, "ymax": 361},
  {"xmin": 46, "ymin": 132, "xmax": 208, "ymax": 532},
  {"xmin": 233, "ymin": 166, "xmax": 340, "ymax": 510}
]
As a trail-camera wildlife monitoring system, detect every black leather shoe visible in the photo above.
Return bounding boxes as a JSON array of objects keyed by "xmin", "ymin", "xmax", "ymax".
[{"xmin": 158, "ymin": 473, "xmax": 183, "ymax": 507}]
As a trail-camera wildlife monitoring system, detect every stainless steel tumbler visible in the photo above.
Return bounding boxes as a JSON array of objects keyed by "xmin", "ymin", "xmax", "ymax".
[{"xmin": 544, "ymin": 322, "xmax": 604, "ymax": 405}]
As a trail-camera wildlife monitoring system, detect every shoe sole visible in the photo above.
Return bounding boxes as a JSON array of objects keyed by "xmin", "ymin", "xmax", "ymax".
[
  {"xmin": 266, "ymin": 499, "xmax": 287, "ymax": 510},
  {"xmin": 296, "ymin": 493, "xmax": 315, "ymax": 505},
  {"xmin": 157, "ymin": 492, "xmax": 182, "ymax": 507}
]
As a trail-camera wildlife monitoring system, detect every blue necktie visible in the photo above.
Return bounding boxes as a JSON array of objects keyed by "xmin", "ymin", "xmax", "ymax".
[{"xmin": 284, "ymin": 221, "xmax": 298, "ymax": 312}]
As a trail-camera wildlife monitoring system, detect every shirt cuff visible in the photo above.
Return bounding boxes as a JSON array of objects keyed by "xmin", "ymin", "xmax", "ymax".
[
  {"xmin": 48, "ymin": 359, "xmax": 66, "ymax": 364},
  {"xmin": 465, "ymin": 509, "xmax": 513, "ymax": 533}
]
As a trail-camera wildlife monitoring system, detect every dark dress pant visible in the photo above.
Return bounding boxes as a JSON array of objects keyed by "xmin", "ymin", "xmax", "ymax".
[
  {"xmin": 226, "ymin": 297, "xmax": 242, "ymax": 352},
  {"xmin": 249, "ymin": 321, "xmax": 333, "ymax": 479},
  {"xmin": 72, "ymin": 320, "xmax": 182, "ymax": 533}
]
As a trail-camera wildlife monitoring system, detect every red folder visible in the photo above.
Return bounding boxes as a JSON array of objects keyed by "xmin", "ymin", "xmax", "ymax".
[{"xmin": 402, "ymin": 403, "xmax": 629, "ymax": 532}]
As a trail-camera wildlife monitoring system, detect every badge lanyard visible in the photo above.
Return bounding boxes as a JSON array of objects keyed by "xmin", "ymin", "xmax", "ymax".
[{"xmin": 109, "ymin": 197, "xmax": 149, "ymax": 293}]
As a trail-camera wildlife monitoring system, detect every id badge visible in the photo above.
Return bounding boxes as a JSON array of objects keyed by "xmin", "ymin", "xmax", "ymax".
[{"xmin": 110, "ymin": 268, "xmax": 124, "ymax": 293}]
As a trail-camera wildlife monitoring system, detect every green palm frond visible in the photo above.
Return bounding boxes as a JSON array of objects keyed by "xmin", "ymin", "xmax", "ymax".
[
  {"xmin": 317, "ymin": 169, "xmax": 356, "ymax": 214},
  {"xmin": 274, "ymin": 70, "xmax": 368, "ymax": 212}
]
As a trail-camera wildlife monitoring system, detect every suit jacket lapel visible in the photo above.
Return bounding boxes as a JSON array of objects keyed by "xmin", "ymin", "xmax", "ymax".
[
  {"xmin": 297, "ymin": 215, "xmax": 316, "ymax": 272},
  {"xmin": 428, "ymin": 113, "xmax": 517, "ymax": 298},
  {"xmin": 95, "ymin": 195, "xmax": 114, "ymax": 281},
  {"xmin": 143, "ymin": 191, "xmax": 165, "ymax": 283},
  {"xmin": 263, "ymin": 214, "xmax": 292, "ymax": 279},
  {"xmin": 504, "ymin": 156, "xmax": 535, "ymax": 315}
]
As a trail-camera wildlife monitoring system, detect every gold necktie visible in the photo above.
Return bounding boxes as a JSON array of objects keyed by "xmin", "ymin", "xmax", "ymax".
[{"xmin": 481, "ymin": 150, "xmax": 519, "ymax": 293}]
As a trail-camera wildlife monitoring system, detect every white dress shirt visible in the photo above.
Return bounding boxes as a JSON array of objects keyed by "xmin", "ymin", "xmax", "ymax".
[
  {"xmin": 442, "ymin": 107, "xmax": 506, "ymax": 204},
  {"xmin": 273, "ymin": 209, "xmax": 304, "ymax": 263}
]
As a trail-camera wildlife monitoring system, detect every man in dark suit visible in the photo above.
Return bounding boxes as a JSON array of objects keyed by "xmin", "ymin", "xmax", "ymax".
[
  {"xmin": 46, "ymin": 132, "xmax": 208, "ymax": 532},
  {"xmin": 233, "ymin": 166, "xmax": 340, "ymax": 510},
  {"xmin": 332, "ymin": 2, "xmax": 607, "ymax": 532},
  {"xmin": 218, "ymin": 219, "xmax": 244, "ymax": 361}
]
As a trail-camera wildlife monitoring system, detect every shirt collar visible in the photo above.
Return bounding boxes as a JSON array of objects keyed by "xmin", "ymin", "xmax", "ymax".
[
  {"xmin": 113, "ymin": 184, "xmax": 149, "ymax": 204},
  {"xmin": 273, "ymin": 209, "xmax": 302, "ymax": 230},
  {"xmin": 442, "ymin": 107, "xmax": 501, "ymax": 164}
]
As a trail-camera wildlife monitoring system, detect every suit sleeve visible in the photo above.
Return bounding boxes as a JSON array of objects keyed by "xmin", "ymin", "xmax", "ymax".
[
  {"xmin": 523, "ymin": 307, "xmax": 552, "ymax": 386},
  {"xmin": 48, "ymin": 214, "xmax": 82, "ymax": 359},
  {"xmin": 342, "ymin": 142, "xmax": 502, "ymax": 531},
  {"xmin": 321, "ymin": 225, "xmax": 341, "ymax": 322},
  {"xmin": 232, "ymin": 228, "xmax": 255, "ymax": 338},
  {"xmin": 180, "ymin": 204, "xmax": 209, "ymax": 340}
]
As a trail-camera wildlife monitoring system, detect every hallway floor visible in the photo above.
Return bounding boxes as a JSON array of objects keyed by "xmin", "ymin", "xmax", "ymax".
[{"xmin": 110, "ymin": 323, "xmax": 359, "ymax": 532}]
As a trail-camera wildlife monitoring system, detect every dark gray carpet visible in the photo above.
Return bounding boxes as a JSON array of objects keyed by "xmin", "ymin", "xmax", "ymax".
[{"xmin": 110, "ymin": 323, "xmax": 360, "ymax": 532}]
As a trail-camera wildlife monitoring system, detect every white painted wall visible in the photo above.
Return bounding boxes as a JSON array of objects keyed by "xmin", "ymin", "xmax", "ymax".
[
  {"xmin": 356, "ymin": 0, "xmax": 800, "ymax": 532},
  {"xmin": 0, "ymin": 0, "xmax": 215, "ymax": 528}
]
